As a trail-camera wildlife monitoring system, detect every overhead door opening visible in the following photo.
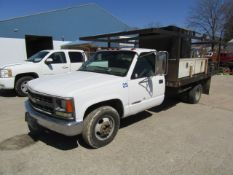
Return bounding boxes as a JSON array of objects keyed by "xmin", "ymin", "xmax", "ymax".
[{"xmin": 25, "ymin": 35, "xmax": 53, "ymax": 58}]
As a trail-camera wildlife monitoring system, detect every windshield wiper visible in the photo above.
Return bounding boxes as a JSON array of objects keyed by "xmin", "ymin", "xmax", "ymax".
[
  {"xmin": 94, "ymin": 69, "xmax": 111, "ymax": 74},
  {"xmin": 79, "ymin": 66, "xmax": 113, "ymax": 75},
  {"xmin": 92, "ymin": 66, "xmax": 109, "ymax": 70}
]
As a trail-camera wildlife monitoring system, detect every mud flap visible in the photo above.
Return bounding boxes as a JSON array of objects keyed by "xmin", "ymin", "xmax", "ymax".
[{"xmin": 202, "ymin": 77, "xmax": 211, "ymax": 95}]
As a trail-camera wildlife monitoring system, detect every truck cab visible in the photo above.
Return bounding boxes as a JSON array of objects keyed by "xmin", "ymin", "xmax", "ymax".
[{"xmin": 0, "ymin": 49, "xmax": 87, "ymax": 96}]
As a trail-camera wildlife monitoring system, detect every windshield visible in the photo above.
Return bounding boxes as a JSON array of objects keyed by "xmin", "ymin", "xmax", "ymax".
[
  {"xmin": 79, "ymin": 51, "xmax": 136, "ymax": 76},
  {"xmin": 27, "ymin": 51, "xmax": 49, "ymax": 63}
]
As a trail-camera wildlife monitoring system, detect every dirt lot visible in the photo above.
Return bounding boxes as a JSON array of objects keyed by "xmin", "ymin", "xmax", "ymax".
[{"xmin": 0, "ymin": 75, "xmax": 233, "ymax": 175}]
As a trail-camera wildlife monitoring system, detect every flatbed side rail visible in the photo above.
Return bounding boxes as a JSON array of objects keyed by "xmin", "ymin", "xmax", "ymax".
[{"xmin": 166, "ymin": 73, "xmax": 211, "ymax": 88}]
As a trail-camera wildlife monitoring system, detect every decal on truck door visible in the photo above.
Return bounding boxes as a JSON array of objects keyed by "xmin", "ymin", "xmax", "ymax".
[{"xmin": 122, "ymin": 83, "xmax": 128, "ymax": 88}]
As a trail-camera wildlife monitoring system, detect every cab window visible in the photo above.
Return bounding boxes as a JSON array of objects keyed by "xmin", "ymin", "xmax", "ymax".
[
  {"xmin": 69, "ymin": 52, "xmax": 84, "ymax": 63},
  {"xmin": 49, "ymin": 52, "xmax": 67, "ymax": 64},
  {"xmin": 131, "ymin": 52, "xmax": 155, "ymax": 79}
]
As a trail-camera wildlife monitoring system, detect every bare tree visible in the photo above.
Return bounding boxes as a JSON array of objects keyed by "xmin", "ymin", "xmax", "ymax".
[
  {"xmin": 223, "ymin": 0, "xmax": 233, "ymax": 43},
  {"xmin": 187, "ymin": 0, "xmax": 225, "ymax": 50}
]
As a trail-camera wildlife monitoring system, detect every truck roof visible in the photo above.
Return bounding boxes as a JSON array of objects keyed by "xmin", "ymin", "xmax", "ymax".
[
  {"xmin": 43, "ymin": 49, "xmax": 84, "ymax": 52},
  {"xmin": 99, "ymin": 48, "xmax": 156, "ymax": 55},
  {"xmin": 120, "ymin": 48, "xmax": 156, "ymax": 54}
]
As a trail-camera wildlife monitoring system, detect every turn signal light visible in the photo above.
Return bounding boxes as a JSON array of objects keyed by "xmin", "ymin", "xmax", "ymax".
[{"xmin": 66, "ymin": 100, "xmax": 74, "ymax": 113}]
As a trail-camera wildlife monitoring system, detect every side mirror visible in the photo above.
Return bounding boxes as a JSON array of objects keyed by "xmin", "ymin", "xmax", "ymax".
[
  {"xmin": 156, "ymin": 51, "xmax": 169, "ymax": 75},
  {"xmin": 45, "ymin": 58, "xmax": 53, "ymax": 64},
  {"xmin": 133, "ymin": 73, "xmax": 138, "ymax": 79}
]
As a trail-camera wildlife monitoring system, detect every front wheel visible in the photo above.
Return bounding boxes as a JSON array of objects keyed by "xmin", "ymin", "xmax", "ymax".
[
  {"xmin": 82, "ymin": 106, "xmax": 120, "ymax": 148},
  {"xmin": 15, "ymin": 76, "xmax": 33, "ymax": 97}
]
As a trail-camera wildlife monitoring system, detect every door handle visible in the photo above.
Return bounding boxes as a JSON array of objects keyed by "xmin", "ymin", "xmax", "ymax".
[
  {"xmin": 62, "ymin": 66, "xmax": 69, "ymax": 69},
  {"xmin": 159, "ymin": 79, "xmax": 163, "ymax": 84},
  {"xmin": 131, "ymin": 100, "xmax": 142, "ymax": 105}
]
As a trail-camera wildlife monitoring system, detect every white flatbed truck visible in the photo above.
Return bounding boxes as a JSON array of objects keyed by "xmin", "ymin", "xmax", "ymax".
[{"xmin": 25, "ymin": 47, "xmax": 211, "ymax": 148}]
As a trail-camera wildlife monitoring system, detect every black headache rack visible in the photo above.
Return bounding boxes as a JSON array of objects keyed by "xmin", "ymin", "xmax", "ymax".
[{"xmin": 80, "ymin": 26, "xmax": 218, "ymax": 89}]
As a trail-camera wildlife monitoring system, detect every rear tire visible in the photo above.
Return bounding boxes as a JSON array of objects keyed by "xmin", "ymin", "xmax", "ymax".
[
  {"xmin": 15, "ymin": 76, "xmax": 33, "ymax": 97},
  {"xmin": 82, "ymin": 106, "xmax": 120, "ymax": 148},
  {"xmin": 188, "ymin": 84, "xmax": 202, "ymax": 104}
]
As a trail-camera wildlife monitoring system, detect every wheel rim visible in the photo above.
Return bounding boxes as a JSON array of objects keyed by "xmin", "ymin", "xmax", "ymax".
[
  {"xmin": 195, "ymin": 87, "xmax": 201, "ymax": 101},
  {"xmin": 21, "ymin": 81, "xmax": 29, "ymax": 94},
  {"xmin": 94, "ymin": 116, "xmax": 115, "ymax": 141}
]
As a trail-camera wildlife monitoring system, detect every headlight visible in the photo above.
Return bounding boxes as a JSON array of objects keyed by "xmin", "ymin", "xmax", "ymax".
[
  {"xmin": 54, "ymin": 98, "xmax": 75, "ymax": 120},
  {"xmin": 0, "ymin": 69, "xmax": 12, "ymax": 78}
]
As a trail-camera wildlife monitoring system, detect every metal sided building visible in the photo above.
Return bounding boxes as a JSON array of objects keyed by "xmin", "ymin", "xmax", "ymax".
[{"xmin": 0, "ymin": 4, "xmax": 130, "ymax": 65}]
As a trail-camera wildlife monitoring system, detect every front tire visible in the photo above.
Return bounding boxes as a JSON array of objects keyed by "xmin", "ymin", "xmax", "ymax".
[
  {"xmin": 82, "ymin": 106, "xmax": 120, "ymax": 148},
  {"xmin": 15, "ymin": 76, "xmax": 33, "ymax": 97}
]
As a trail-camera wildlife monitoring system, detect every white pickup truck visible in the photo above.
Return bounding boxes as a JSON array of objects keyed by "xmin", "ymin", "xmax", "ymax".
[
  {"xmin": 0, "ymin": 49, "xmax": 87, "ymax": 96},
  {"xmin": 25, "ymin": 48, "xmax": 211, "ymax": 148}
]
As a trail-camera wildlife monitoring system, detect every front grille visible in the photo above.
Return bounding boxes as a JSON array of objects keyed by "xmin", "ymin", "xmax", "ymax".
[{"xmin": 28, "ymin": 89, "xmax": 54, "ymax": 115}]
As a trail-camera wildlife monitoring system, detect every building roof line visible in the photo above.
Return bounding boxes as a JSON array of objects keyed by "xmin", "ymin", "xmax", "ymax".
[
  {"xmin": 0, "ymin": 3, "xmax": 96, "ymax": 23},
  {"xmin": 93, "ymin": 5, "xmax": 131, "ymax": 29}
]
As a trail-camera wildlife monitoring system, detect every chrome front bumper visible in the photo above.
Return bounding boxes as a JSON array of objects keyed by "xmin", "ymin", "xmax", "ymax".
[{"xmin": 25, "ymin": 100, "xmax": 83, "ymax": 136}]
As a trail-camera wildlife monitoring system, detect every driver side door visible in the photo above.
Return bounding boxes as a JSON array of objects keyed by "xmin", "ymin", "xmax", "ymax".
[
  {"xmin": 128, "ymin": 52, "xmax": 165, "ymax": 115},
  {"xmin": 42, "ymin": 52, "xmax": 70, "ymax": 75}
]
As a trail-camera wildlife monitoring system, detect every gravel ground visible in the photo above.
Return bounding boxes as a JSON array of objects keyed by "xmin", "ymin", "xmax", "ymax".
[{"xmin": 0, "ymin": 75, "xmax": 233, "ymax": 175}]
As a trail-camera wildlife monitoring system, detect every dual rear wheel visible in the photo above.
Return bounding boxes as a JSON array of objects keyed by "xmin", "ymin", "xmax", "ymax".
[{"xmin": 180, "ymin": 84, "xmax": 203, "ymax": 104}]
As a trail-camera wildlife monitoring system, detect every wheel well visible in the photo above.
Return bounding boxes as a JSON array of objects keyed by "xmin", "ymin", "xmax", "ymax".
[
  {"xmin": 15, "ymin": 73, "xmax": 39, "ymax": 85},
  {"xmin": 84, "ymin": 99, "xmax": 124, "ymax": 119},
  {"xmin": 179, "ymin": 81, "xmax": 206, "ymax": 92}
]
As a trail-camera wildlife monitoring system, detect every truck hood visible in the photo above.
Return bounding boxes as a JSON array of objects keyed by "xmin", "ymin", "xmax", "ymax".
[
  {"xmin": 0, "ymin": 62, "xmax": 39, "ymax": 76},
  {"xmin": 28, "ymin": 71, "xmax": 123, "ymax": 97},
  {"xmin": 0, "ymin": 61, "xmax": 34, "ymax": 69}
]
